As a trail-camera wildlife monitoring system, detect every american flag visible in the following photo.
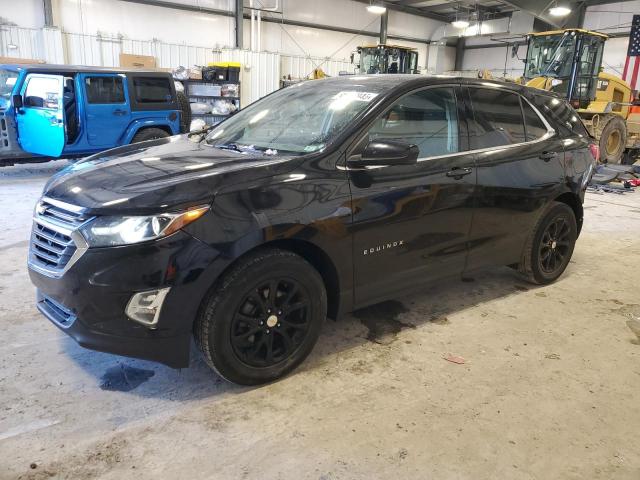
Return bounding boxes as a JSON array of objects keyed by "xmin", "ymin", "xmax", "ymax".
[{"xmin": 622, "ymin": 14, "xmax": 640, "ymax": 92}]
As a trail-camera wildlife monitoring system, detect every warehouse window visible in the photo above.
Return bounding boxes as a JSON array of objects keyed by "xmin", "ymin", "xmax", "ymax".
[
  {"xmin": 85, "ymin": 76, "xmax": 125, "ymax": 104},
  {"xmin": 366, "ymin": 87, "xmax": 459, "ymax": 158},
  {"xmin": 132, "ymin": 77, "xmax": 172, "ymax": 103},
  {"xmin": 468, "ymin": 88, "xmax": 526, "ymax": 148}
]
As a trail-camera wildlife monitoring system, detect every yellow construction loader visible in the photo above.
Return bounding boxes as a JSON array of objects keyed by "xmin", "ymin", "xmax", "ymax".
[
  {"xmin": 522, "ymin": 29, "xmax": 640, "ymax": 163},
  {"xmin": 354, "ymin": 44, "xmax": 419, "ymax": 74}
]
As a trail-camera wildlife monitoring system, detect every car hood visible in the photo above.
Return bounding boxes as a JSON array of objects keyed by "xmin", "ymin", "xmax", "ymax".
[{"xmin": 43, "ymin": 135, "xmax": 298, "ymax": 214}]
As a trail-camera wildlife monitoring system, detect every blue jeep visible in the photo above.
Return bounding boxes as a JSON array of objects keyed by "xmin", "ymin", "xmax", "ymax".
[{"xmin": 0, "ymin": 64, "xmax": 190, "ymax": 166}]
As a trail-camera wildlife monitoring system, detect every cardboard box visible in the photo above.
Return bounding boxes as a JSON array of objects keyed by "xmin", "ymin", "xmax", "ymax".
[
  {"xmin": 0, "ymin": 56, "xmax": 45, "ymax": 65},
  {"xmin": 189, "ymin": 69, "xmax": 203, "ymax": 80},
  {"xmin": 119, "ymin": 53, "xmax": 156, "ymax": 68}
]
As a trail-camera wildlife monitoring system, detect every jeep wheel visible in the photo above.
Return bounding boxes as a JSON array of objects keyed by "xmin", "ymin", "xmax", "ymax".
[
  {"xmin": 519, "ymin": 202, "xmax": 577, "ymax": 285},
  {"xmin": 131, "ymin": 128, "xmax": 170, "ymax": 144},
  {"xmin": 194, "ymin": 248, "xmax": 327, "ymax": 385},
  {"xmin": 598, "ymin": 114, "xmax": 627, "ymax": 164}
]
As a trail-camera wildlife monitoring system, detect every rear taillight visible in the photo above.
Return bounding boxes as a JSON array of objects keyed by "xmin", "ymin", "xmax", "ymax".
[{"xmin": 589, "ymin": 143, "xmax": 600, "ymax": 162}]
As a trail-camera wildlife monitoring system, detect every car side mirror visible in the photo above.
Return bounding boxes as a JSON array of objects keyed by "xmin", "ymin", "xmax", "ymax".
[
  {"xmin": 347, "ymin": 140, "xmax": 419, "ymax": 168},
  {"xmin": 12, "ymin": 94, "xmax": 23, "ymax": 109}
]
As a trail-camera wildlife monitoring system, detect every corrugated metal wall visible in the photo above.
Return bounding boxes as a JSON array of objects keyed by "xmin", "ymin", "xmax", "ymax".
[
  {"xmin": 0, "ymin": 25, "xmax": 355, "ymax": 106},
  {"xmin": 280, "ymin": 54, "xmax": 354, "ymax": 79},
  {"xmin": 211, "ymin": 49, "xmax": 280, "ymax": 106}
]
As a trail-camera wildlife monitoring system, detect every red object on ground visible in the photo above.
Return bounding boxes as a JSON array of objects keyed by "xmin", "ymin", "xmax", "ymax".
[{"xmin": 443, "ymin": 354, "xmax": 466, "ymax": 364}]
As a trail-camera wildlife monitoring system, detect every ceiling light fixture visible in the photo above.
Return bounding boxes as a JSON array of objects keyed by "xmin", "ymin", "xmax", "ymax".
[
  {"xmin": 549, "ymin": 3, "xmax": 571, "ymax": 17},
  {"xmin": 366, "ymin": 1, "xmax": 386, "ymax": 14},
  {"xmin": 451, "ymin": 19, "xmax": 470, "ymax": 28}
]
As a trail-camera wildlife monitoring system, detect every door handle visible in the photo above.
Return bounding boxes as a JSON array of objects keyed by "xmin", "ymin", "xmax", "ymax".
[
  {"xmin": 539, "ymin": 151, "xmax": 557, "ymax": 161},
  {"xmin": 113, "ymin": 109, "xmax": 128, "ymax": 116},
  {"xmin": 446, "ymin": 167, "xmax": 473, "ymax": 178}
]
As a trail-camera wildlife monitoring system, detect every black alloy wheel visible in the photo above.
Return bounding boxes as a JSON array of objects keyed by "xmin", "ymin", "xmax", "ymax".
[
  {"xmin": 194, "ymin": 248, "xmax": 326, "ymax": 385},
  {"xmin": 519, "ymin": 201, "xmax": 577, "ymax": 285},
  {"xmin": 538, "ymin": 216, "xmax": 572, "ymax": 275},
  {"xmin": 231, "ymin": 278, "xmax": 311, "ymax": 368}
]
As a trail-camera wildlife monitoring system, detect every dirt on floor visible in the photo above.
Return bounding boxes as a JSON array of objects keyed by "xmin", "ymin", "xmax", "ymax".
[{"xmin": 1, "ymin": 161, "xmax": 639, "ymax": 480}]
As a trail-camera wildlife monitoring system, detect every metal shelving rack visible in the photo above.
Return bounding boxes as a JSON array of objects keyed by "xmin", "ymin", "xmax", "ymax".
[{"xmin": 182, "ymin": 79, "xmax": 240, "ymax": 126}]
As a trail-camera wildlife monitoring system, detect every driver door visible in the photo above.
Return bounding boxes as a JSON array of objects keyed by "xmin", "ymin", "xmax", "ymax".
[{"xmin": 16, "ymin": 74, "xmax": 66, "ymax": 157}]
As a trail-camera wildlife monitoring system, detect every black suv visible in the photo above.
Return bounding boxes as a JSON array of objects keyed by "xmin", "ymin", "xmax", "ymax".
[{"xmin": 28, "ymin": 76, "xmax": 596, "ymax": 385}]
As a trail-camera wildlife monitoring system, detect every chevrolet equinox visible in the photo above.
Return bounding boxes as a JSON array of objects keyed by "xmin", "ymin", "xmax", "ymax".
[{"xmin": 28, "ymin": 76, "xmax": 596, "ymax": 385}]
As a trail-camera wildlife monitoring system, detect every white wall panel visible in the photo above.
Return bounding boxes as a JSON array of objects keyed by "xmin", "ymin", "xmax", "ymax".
[
  {"xmin": 0, "ymin": 0, "xmax": 44, "ymax": 28},
  {"xmin": 55, "ymin": 0, "xmax": 234, "ymax": 47},
  {"xmin": 460, "ymin": 44, "xmax": 525, "ymax": 78},
  {"xmin": 584, "ymin": 1, "xmax": 640, "ymax": 35},
  {"xmin": 0, "ymin": 25, "xmax": 63, "ymax": 63}
]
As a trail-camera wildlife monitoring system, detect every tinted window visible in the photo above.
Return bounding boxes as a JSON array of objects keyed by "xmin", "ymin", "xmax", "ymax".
[
  {"xmin": 534, "ymin": 95, "xmax": 589, "ymax": 137},
  {"xmin": 522, "ymin": 99, "xmax": 548, "ymax": 141},
  {"xmin": 468, "ymin": 88, "xmax": 525, "ymax": 149},
  {"xmin": 367, "ymin": 87, "xmax": 459, "ymax": 158},
  {"xmin": 85, "ymin": 76, "xmax": 124, "ymax": 104},
  {"xmin": 133, "ymin": 77, "xmax": 172, "ymax": 103},
  {"xmin": 24, "ymin": 76, "xmax": 61, "ymax": 109}
]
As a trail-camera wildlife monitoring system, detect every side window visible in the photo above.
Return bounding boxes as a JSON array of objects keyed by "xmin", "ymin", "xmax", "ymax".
[
  {"xmin": 468, "ymin": 88, "xmax": 526, "ymax": 149},
  {"xmin": 24, "ymin": 76, "xmax": 61, "ymax": 109},
  {"xmin": 85, "ymin": 76, "xmax": 125, "ymax": 104},
  {"xmin": 367, "ymin": 87, "xmax": 459, "ymax": 158},
  {"xmin": 534, "ymin": 95, "xmax": 588, "ymax": 137},
  {"xmin": 522, "ymin": 100, "xmax": 548, "ymax": 141},
  {"xmin": 132, "ymin": 76, "xmax": 172, "ymax": 103}
]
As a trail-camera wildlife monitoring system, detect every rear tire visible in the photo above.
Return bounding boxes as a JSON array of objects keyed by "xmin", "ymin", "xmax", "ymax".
[
  {"xmin": 130, "ymin": 127, "xmax": 170, "ymax": 144},
  {"xmin": 518, "ymin": 202, "xmax": 577, "ymax": 285},
  {"xmin": 194, "ymin": 248, "xmax": 327, "ymax": 385},
  {"xmin": 176, "ymin": 91, "xmax": 192, "ymax": 133},
  {"xmin": 598, "ymin": 114, "xmax": 627, "ymax": 164}
]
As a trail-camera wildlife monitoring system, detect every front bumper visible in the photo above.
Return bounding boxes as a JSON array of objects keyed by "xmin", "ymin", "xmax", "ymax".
[{"xmin": 29, "ymin": 231, "xmax": 222, "ymax": 368}]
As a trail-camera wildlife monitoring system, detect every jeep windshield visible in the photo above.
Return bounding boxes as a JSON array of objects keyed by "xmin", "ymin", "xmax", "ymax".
[
  {"xmin": 205, "ymin": 78, "xmax": 385, "ymax": 155},
  {"xmin": 0, "ymin": 69, "xmax": 18, "ymax": 108}
]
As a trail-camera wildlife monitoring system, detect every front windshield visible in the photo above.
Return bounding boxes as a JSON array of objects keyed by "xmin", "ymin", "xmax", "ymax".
[
  {"xmin": 525, "ymin": 33, "xmax": 577, "ymax": 80},
  {"xmin": 0, "ymin": 69, "xmax": 18, "ymax": 108},
  {"xmin": 205, "ymin": 79, "xmax": 383, "ymax": 154},
  {"xmin": 360, "ymin": 48, "xmax": 383, "ymax": 74}
]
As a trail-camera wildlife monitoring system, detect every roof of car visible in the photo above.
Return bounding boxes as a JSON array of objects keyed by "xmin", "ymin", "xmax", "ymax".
[
  {"xmin": 316, "ymin": 74, "xmax": 539, "ymax": 92},
  {"xmin": 0, "ymin": 63, "xmax": 171, "ymax": 75}
]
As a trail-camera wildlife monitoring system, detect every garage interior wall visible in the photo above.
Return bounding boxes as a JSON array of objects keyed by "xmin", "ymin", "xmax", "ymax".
[
  {"xmin": 0, "ymin": 0, "xmax": 438, "ymax": 70},
  {"xmin": 458, "ymin": 1, "xmax": 639, "ymax": 78}
]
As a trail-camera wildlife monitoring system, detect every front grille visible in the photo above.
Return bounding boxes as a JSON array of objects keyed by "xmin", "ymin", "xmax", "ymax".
[
  {"xmin": 29, "ymin": 198, "xmax": 91, "ymax": 276},
  {"xmin": 37, "ymin": 292, "xmax": 76, "ymax": 328}
]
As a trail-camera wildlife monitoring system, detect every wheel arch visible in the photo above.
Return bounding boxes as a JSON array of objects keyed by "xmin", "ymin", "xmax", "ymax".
[
  {"xmin": 123, "ymin": 122, "xmax": 173, "ymax": 144},
  {"xmin": 554, "ymin": 191, "xmax": 583, "ymax": 236}
]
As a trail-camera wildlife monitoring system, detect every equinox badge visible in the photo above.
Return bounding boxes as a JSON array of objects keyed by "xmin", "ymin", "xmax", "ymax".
[{"xmin": 363, "ymin": 240, "xmax": 404, "ymax": 256}]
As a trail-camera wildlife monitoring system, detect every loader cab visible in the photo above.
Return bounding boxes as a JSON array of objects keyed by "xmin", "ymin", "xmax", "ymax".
[
  {"xmin": 0, "ymin": 64, "xmax": 182, "ymax": 166},
  {"xmin": 355, "ymin": 45, "xmax": 419, "ymax": 74},
  {"xmin": 524, "ymin": 29, "xmax": 606, "ymax": 108}
]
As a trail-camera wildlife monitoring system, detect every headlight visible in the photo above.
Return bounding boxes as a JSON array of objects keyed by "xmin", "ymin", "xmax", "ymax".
[{"xmin": 80, "ymin": 206, "xmax": 209, "ymax": 247}]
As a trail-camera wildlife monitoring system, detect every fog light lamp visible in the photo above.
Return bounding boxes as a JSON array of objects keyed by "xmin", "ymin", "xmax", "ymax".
[{"xmin": 125, "ymin": 287, "xmax": 171, "ymax": 328}]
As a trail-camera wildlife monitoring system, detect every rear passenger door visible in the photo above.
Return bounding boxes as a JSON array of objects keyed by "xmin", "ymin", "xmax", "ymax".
[
  {"xmin": 81, "ymin": 73, "xmax": 131, "ymax": 147},
  {"xmin": 464, "ymin": 86, "xmax": 567, "ymax": 271},
  {"xmin": 348, "ymin": 85, "xmax": 476, "ymax": 306}
]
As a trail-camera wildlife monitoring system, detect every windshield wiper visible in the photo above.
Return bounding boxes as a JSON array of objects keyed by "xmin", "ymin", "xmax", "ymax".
[{"xmin": 213, "ymin": 142, "xmax": 245, "ymax": 152}]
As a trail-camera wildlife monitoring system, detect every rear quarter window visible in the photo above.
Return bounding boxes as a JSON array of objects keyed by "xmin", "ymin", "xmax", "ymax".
[
  {"xmin": 132, "ymin": 76, "xmax": 172, "ymax": 103},
  {"xmin": 531, "ymin": 94, "xmax": 589, "ymax": 137}
]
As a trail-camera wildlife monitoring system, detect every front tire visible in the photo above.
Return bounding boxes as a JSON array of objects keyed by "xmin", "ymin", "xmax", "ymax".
[
  {"xmin": 194, "ymin": 248, "xmax": 327, "ymax": 385},
  {"xmin": 598, "ymin": 114, "xmax": 627, "ymax": 164},
  {"xmin": 519, "ymin": 202, "xmax": 577, "ymax": 285}
]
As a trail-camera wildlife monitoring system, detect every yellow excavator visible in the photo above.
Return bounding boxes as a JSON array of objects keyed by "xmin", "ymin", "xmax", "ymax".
[
  {"xmin": 354, "ymin": 44, "xmax": 419, "ymax": 74},
  {"xmin": 522, "ymin": 29, "xmax": 639, "ymax": 163}
]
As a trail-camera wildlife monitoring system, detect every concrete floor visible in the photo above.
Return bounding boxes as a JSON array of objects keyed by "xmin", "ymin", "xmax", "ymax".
[{"xmin": 1, "ymin": 161, "xmax": 640, "ymax": 480}]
